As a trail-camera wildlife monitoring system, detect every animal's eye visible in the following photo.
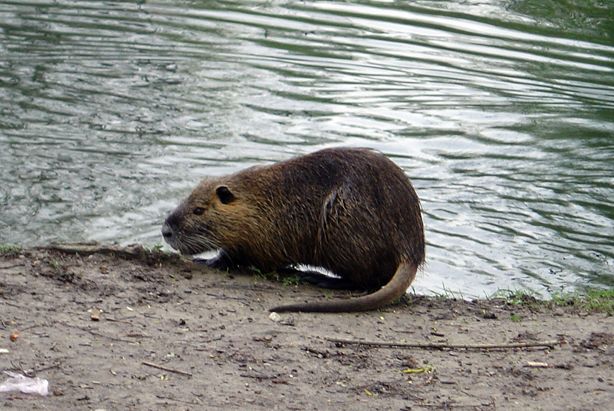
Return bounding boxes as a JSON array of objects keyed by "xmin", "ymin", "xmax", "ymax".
[{"xmin": 193, "ymin": 207, "xmax": 205, "ymax": 216}]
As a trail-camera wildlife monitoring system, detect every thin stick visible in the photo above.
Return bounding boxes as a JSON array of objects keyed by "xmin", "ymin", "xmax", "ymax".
[
  {"xmin": 41, "ymin": 243, "xmax": 145, "ymax": 259},
  {"xmin": 0, "ymin": 263, "xmax": 26, "ymax": 270},
  {"xmin": 30, "ymin": 363, "xmax": 61, "ymax": 376},
  {"xmin": 55, "ymin": 321, "xmax": 135, "ymax": 343},
  {"xmin": 325, "ymin": 337, "xmax": 558, "ymax": 351},
  {"xmin": 142, "ymin": 361, "xmax": 193, "ymax": 377}
]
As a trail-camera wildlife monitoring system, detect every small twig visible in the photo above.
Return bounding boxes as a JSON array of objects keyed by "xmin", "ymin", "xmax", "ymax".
[
  {"xmin": 55, "ymin": 320, "xmax": 135, "ymax": 343},
  {"xmin": 325, "ymin": 337, "xmax": 558, "ymax": 351},
  {"xmin": 29, "ymin": 363, "xmax": 61, "ymax": 376},
  {"xmin": 33, "ymin": 363, "xmax": 61, "ymax": 373},
  {"xmin": 126, "ymin": 332, "xmax": 152, "ymax": 339},
  {"xmin": 105, "ymin": 316, "xmax": 137, "ymax": 324},
  {"xmin": 525, "ymin": 361, "xmax": 549, "ymax": 368},
  {"xmin": 205, "ymin": 292, "xmax": 250, "ymax": 303},
  {"xmin": 38, "ymin": 243, "xmax": 183, "ymax": 264},
  {"xmin": 155, "ymin": 395, "xmax": 201, "ymax": 405},
  {"xmin": 21, "ymin": 323, "xmax": 43, "ymax": 332},
  {"xmin": 240, "ymin": 372, "xmax": 277, "ymax": 380},
  {"xmin": 41, "ymin": 243, "xmax": 143, "ymax": 258},
  {"xmin": 0, "ymin": 263, "xmax": 26, "ymax": 270},
  {"xmin": 142, "ymin": 361, "xmax": 193, "ymax": 377},
  {"xmin": 525, "ymin": 361, "xmax": 572, "ymax": 369},
  {"xmin": 1, "ymin": 300, "xmax": 25, "ymax": 309}
]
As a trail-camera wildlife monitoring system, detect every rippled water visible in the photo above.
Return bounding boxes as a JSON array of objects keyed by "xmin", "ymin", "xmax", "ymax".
[{"xmin": 1, "ymin": 0, "xmax": 613, "ymax": 297}]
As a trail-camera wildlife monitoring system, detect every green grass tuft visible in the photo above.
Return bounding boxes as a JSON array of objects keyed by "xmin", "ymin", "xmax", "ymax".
[
  {"xmin": 491, "ymin": 288, "xmax": 613, "ymax": 315},
  {"xmin": 143, "ymin": 243, "xmax": 170, "ymax": 257},
  {"xmin": 432, "ymin": 284, "xmax": 465, "ymax": 300},
  {"xmin": 490, "ymin": 289, "xmax": 541, "ymax": 307},
  {"xmin": 510, "ymin": 313, "xmax": 523, "ymax": 322},
  {"xmin": 0, "ymin": 244, "xmax": 22, "ymax": 256},
  {"xmin": 550, "ymin": 289, "xmax": 614, "ymax": 315},
  {"xmin": 252, "ymin": 267, "xmax": 303, "ymax": 287},
  {"xmin": 281, "ymin": 274, "xmax": 301, "ymax": 287}
]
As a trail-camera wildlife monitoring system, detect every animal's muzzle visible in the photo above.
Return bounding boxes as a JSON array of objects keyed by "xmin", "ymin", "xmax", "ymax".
[{"xmin": 161, "ymin": 221, "xmax": 177, "ymax": 249}]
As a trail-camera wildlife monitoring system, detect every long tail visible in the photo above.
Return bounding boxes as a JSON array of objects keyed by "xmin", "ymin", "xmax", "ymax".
[{"xmin": 269, "ymin": 262, "xmax": 417, "ymax": 313}]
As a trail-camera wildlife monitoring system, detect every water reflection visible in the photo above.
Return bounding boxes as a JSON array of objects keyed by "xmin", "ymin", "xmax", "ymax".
[{"xmin": 0, "ymin": 0, "xmax": 612, "ymax": 296}]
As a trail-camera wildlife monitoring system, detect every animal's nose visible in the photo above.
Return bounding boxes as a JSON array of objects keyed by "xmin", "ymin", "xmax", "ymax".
[{"xmin": 161, "ymin": 223, "xmax": 173, "ymax": 240}]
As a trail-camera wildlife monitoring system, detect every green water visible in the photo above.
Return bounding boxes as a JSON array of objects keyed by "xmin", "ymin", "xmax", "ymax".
[{"xmin": 1, "ymin": 0, "xmax": 612, "ymax": 296}]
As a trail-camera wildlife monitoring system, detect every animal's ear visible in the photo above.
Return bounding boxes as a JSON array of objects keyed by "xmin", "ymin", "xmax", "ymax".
[{"xmin": 215, "ymin": 185, "xmax": 235, "ymax": 204}]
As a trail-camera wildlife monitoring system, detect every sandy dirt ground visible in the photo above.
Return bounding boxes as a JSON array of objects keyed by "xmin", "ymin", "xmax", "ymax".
[{"xmin": 1, "ymin": 245, "xmax": 612, "ymax": 410}]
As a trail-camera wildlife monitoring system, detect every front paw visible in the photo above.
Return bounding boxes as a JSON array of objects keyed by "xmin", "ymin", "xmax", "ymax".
[
  {"xmin": 192, "ymin": 257, "xmax": 210, "ymax": 266},
  {"xmin": 194, "ymin": 253, "xmax": 235, "ymax": 271}
]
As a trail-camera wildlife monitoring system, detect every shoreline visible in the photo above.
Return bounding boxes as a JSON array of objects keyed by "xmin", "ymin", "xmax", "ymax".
[{"xmin": 1, "ymin": 245, "xmax": 612, "ymax": 409}]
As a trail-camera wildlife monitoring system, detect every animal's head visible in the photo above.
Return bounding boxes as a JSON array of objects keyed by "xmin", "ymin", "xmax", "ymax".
[{"xmin": 161, "ymin": 178, "xmax": 254, "ymax": 255}]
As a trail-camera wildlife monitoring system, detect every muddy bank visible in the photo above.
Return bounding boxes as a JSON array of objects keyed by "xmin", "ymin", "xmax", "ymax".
[{"xmin": 1, "ymin": 245, "xmax": 612, "ymax": 410}]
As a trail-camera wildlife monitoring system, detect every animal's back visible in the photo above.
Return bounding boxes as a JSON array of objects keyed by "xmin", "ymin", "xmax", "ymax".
[{"xmin": 242, "ymin": 147, "xmax": 424, "ymax": 289}]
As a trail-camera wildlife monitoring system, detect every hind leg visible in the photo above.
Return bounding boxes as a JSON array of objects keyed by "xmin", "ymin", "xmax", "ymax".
[
  {"xmin": 279, "ymin": 267, "xmax": 359, "ymax": 290},
  {"xmin": 299, "ymin": 271, "xmax": 357, "ymax": 290},
  {"xmin": 300, "ymin": 272, "xmax": 358, "ymax": 289}
]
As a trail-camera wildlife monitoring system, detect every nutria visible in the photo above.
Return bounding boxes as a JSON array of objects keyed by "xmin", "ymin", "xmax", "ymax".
[{"xmin": 161, "ymin": 147, "xmax": 425, "ymax": 313}]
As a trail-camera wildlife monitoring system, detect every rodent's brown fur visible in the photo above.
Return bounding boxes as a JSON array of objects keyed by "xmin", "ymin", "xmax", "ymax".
[{"xmin": 162, "ymin": 147, "xmax": 425, "ymax": 313}]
